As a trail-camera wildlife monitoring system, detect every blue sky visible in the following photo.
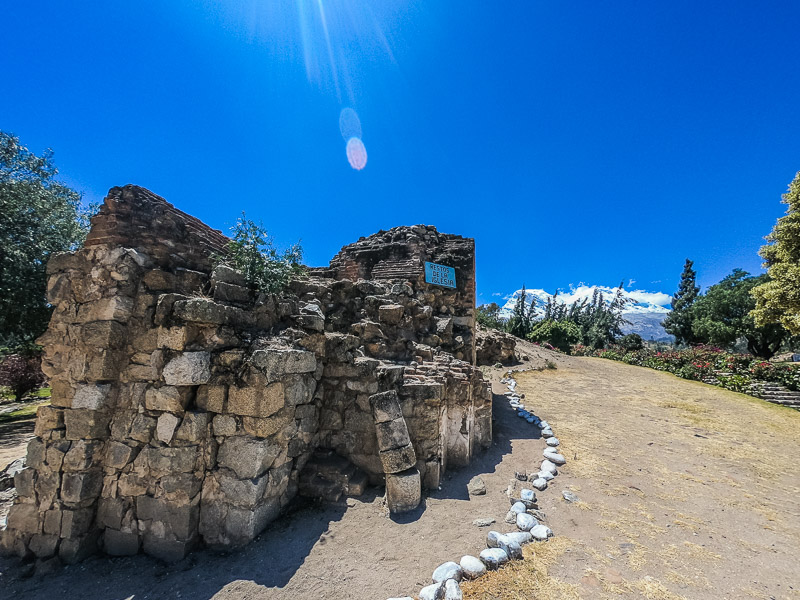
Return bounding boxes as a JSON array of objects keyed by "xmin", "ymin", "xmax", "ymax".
[{"xmin": 4, "ymin": 1, "xmax": 799, "ymax": 306}]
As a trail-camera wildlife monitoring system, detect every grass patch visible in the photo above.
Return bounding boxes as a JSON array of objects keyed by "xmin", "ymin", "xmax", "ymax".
[
  {"xmin": 460, "ymin": 537, "xmax": 580, "ymax": 600},
  {"xmin": 0, "ymin": 400, "xmax": 48, "ymax": 424}
]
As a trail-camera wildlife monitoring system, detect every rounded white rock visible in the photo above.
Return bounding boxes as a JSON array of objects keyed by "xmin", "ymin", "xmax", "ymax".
[
  {"xmin": 546, "ymin": 437, "xmax": 560, "ymax": 447},
  {"xmin": 432, "ymin": 561, "xmax": 463, "ymax": 583},
  {"xmin": 479, "ymin": 547, "xmax": 509, "ymax": 570},
  {"xmin": 531, "ymin": 477, "xmax": 548, "ymax": 491},
  {"xmin": 541, "ymin": 460, "xmax": 558, "ymax": 475},
  {"xmin": 510, "ymin": 501, "xmax": 528, "ymax": 514},
  {"xmin": 541, "ymin": 429, "xmax": 555, "ymax": 438},
  {"xmin": 531, "ymin": 524, "xmax": 553, "ymax": 540},
  {"xmin": 504, "ymin": 531, "xmax": 533, "ymax": 545},
  {"xmin": 520, "ymin": 488, "xmax": 536, "ymax": 503},
  {"xmin": 516, "ymin": 512, "xmax": 537, "ymax": 531},
  {"xmin": 419, "ymin": 582, "xmax": 445, "ymax": 600},
  {"xmin": 444, "ymin": 578, "xmax": 463, "ymax": 600},
  {"xmin": 543, "ymin": 450, "xmax": 566, "ymax": 465},
  {"xmin": 460, "ymin": 555, "xmax": 487, "ymax": 579}
]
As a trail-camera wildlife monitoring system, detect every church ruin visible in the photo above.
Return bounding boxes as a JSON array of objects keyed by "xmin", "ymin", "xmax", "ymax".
[{"xmin": 0, "ymin": 185, "xmax": 493, "ymax": 563}]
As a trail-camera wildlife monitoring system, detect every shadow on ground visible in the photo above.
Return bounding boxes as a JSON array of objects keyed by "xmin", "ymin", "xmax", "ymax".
[{"xmin": 0, "ymin": 389, "xmax": 545, "ymax": 600}]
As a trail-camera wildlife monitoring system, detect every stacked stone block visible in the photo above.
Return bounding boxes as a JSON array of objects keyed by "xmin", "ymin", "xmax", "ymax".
[{"xmin": 1, "ymin": 184, "xmax": 493, "ymax": 565}]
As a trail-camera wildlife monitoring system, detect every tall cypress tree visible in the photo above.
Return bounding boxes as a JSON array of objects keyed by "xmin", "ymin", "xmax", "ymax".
[{"xmin": 663, "ymin": 259, "xmax": 700, "ymax": 345}]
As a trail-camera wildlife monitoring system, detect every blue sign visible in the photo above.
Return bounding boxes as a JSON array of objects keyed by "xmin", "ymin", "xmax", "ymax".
[{"xmin": 425, "ymin": 261, "xmax": 456, "ymax": 288}]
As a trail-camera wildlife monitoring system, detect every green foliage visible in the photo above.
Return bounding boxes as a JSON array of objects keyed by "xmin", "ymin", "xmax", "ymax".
[
  {"xmin": 528, "ymin": 319, "xmax": 582, "ymax": 353},
  {"xmin": 752, "ymin": 171, "xmax": 800, "ymax": 335},
  {"xmin": 0, "ymin": 131, "xmax": 93, "ymax": 346},
  {"xmin": 476, "ymin": 302, "xmax": 504, "ymax": 330},
  {"xmin": 690, "ymin": 269, "xmax": 787, "ymax": 359},
  {"xmin": 505, "ymin": 286, "xmax": 536, "ymax": 339},
  {"xmin": 580, "ymin": 344, "xmax": 800, "ymax": 393},
  {"xmin": 219, "ymin": 213, "xmax": 304, "ymax": 294},
  {"xmin": 619, "ymin": 333, "xmax": 644, "ymax": 352},
  {"xmin": 537, "ymin": 283, "xmax": 629, "ymax": 350},
  {"xmin": 662, "ymin": 259, "xmax": 701, "ymax": 346}
]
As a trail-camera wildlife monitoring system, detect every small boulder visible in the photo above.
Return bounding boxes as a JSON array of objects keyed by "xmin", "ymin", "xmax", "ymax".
[
  {"xmin": 510, "ymin": 501, "xmax": 527, "ymax": 514},
  {"xmin": 419, "ymin": 582, "xmax": 445, "ymax": 600},
  {"xmin": 432, "ymin": 561, "xmax": 462, "ymax": 583},
  {"xmin": 473, "ymin": 518, "xmax": 495, "ymax": 527},
  {"xmin": 546, "ymin": 437, "xmax": 560, "ymax": 447},
  {"xmin": 531, "ymin": 478, "xmax": 548, "ymax": 491},
  {"xmin": 562, "ymin": 490, "xmax": 580, "ymax": 503},
  {"xmin": 479, "ymin": 547, "xmax": 509, "ymax": 570},
  {"xmin": 444, "ymin": 579, "xmax": 462, "ymax": 600},
  {"xmin": 531, "ymin": 524, "xmax": 553, "ymax": 540},
  {"xmin": 467, "ymin": 476, "xmax": 487, "ymax": 496},
  {"xmin": 541, "ymin": 460, "xmax": 558, "ymax": 475},
  {"xmin": 459, "ymin": 555, "xmax": 487, "ymax": 579},
  {"xmin": 543, "ymin": 450, "xmax": 566, "ymax": 465},
  {"xmin": 516, "ymin": 512, "xmax": 537, "ymax": 532},
  {"xmin": 504, "ymin": 531, "xmax": 533, "ymax": 545}
]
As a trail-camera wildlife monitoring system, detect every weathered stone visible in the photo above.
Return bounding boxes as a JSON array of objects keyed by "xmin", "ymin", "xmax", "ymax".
[
  {"xmin": 128, "ymin": 414, "xmax": 157, "ymax": 443},
  {"xmin": 142, "ymin": 533, "xmax": 196, "ymax": 563},
  {"xmin": 105, "ymin": 441, "xmax": 137, "ymax": 469},
  {"xmin": 196, "ymin": 384, "xmax": 227, "ymax": 413},
  {"xmin": 61, "ymin": 470, "xmax": 103, "ymax": 507},
  {"xmin": 376, "ymin": 418, "xmax": 412, "ymax": 451},
  {"xmin": 516, "ymin": 512, "xmax": 537, "ymax": 532},
  {"xmin": 156, "ymin": 412, "xmax": 180, "ymax": 444},
  {"xmin": 139, "ymin": 446, "xmax": 199, "ymax": 476},
  {"xmin": 43, "ymin": 510, "xmax": 62, "ymax": 536},
  {"xmin": 35, "ymin": 406, "xmax": 65, "ymax": 437},
  {"xmin": 63, "ymin": 440, "xmax": 102, "ymax": 471},
  {"xmin": 157, "ymin": 326, "xmax": 189, "ymax": 350},
  {"xmin": 72, "ymin": 384, "xmax": 112, "ymax": 410},
  {"xmin": 175, "ymin": 411, "xmax": 209, "ymax": 442},
  {"xmin": 378, "ymin": 304, "xmax": 404, "ymax": 325},
  {"xmin": 163, "ymin": 352, "xmax": 211, "ymax": 385},
  {"xmin": 212, "ymin": 414, "xmax": 237, "ymax": 437},
  {"xmin": 144, "ymin": 386, "xmax": 192, "ymax": 413},
  {"xmin": 505, "ymin": 531, "xmax": 533, "ymax": 545},
  {"xmin": 29, "ymin": 533, "xmax": 59, "ymax": 558},
  {"xmin": 546, "ymin": 437, "xmax": 560, "ymax": 447},
  {"xmin": 479, "ymin": 547, "xmax": 509, "ymax": 569},
  {"xmin": 97, "ymin": 498, "xmax": 125, "ymax": 530},
  {"xmin": 531, "ymin": 477, "xmax": 548, "ymax": 491},
  {"xmin": 472, "ymin": 518, "xmax": 495, "ymax": 527},
  {"xmin": 531, "ymin": 524, "xmax": 553, "ymax": 540},
  {"xmin": 467, "ymin": 475, "xmax": 486, "ymax": 496},
  {"xmin": 432, "ymin": 561, "xmax": 462, "ymax": 583},
  {"xmin": 419, "ymin": 582, "xmax": 445, "ymax": 600},
  {"xmin": 379, "ymin": 444, "xmax": 417, "ymax": 474},
  {"xmin": 7, "ymin": 503, "xmax": 40, "ymax": 534},
  {"xmin": 214, "ymin": 281, "xmax": 251, "ymax": 304},
  {"xmin": 460, "ymin": 554, "xmax": 486, "ymax": 579},
  {"xmin": 59, "ymin": 532, "xmax": 100, "ymax": 564},
  {"xmin": 385, "ymin": 467, "xmax": 421, "ymax": 513},
  {"xmin": 60, "ymin": 508, "xmax": 94, "ymax": 538},
  {"xmin": 227, "ymin": 379, "xmax": 284, "ymax": 418},
  {"xmin": 444, "ymin": 578, "xmax": 462, "ymax": 600},
  {"xmin": 251, "ymin": 348, "xmax": 316, "ymax": 380},
  {"xmin": 217, "ymin": 437, "xmax": 280, "ymax": 479},
  {"xmin": 562, "ymin": 489, "xmax": 580, "ymax": 503},
  {"xmin": 64, "ymin": 410, "xmax": 109, "ymax": 440},
  {"xmin": 541, "ymin": 460, "xmax": 558, "ymax": 475},
  {"xmin": 543, "ymin": 450, "xmax": 566, "ymax": 465}
]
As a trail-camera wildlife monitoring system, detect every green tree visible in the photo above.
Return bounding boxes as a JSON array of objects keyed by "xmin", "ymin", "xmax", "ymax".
[
  {"xmin": 691, "ymin": 269, "xmax": 787, "ymax": 358},
  {"xmin": 505, "ymin": 286, "xmax": 536, "ymax": 339},
  {"xmin": 662, "ymin": 259, "xmax": 700, "ymax": 345},
  {"xmin": 0, "ymin": 131, "xmax": 91, "ymax": 346},
  {"xmin": 752, "ymin": 171, "xmax": 800, "ymax": 335},
  {"xmin": 219, "ymin": 213, "xmax": 304, "ymax": 294},
  {"xmin": 476, "ymin": 303, "xmax": 504, "ymax": 330},
  {"xmin": 528, "ymin": 319, "xmax": 582, "ymax": 353}
]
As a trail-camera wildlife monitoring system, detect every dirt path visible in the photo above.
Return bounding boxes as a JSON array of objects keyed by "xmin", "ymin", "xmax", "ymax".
[
  {"xmin": 3, "ymin": 354, "xmax": 799, "ymax": 599},
  {"xmin": 475, "ymin": 356, "xmax": 800, "ymax": 600}
]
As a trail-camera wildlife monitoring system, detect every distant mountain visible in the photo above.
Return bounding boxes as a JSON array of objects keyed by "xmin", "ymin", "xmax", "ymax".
[{"xmin": 497, "ymin": 284, "xmax": 674, "ymax": 342}]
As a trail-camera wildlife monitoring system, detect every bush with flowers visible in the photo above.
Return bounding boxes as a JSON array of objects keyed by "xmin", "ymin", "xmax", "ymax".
[{"xmin": 571, "ymin": 344, "xmax": 800, "ymax": 393}]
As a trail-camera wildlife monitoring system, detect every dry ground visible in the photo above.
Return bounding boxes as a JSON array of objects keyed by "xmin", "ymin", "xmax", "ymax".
[
  {"xmin": 466, "ymin": 355, "xmax": 800, "ymax": 600},
  {"xmin": 2, "ymin": 350, "xmax": 799, "ymax": 600}
]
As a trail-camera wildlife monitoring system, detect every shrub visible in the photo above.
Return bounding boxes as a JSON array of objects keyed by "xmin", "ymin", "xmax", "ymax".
[
  {"xmin": 528, "ymin": 320, "xmax": 582, "ymax": 353},
  {"xmin": 0, "ymin": 353, "xmax": 46, "ymax": 401},
  {"xmin": 619, "ymin": 333, "xmax": 644, "ymax": 352},
  {"xmin": 218, "ymin": 213, "xmax": 304, "ymax": 294}
]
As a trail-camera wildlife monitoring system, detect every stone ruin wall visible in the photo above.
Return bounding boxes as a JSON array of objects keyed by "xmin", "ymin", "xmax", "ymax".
[{"xmin": 0, "ymin": 185, "xmax": 492, "ymax": 564}]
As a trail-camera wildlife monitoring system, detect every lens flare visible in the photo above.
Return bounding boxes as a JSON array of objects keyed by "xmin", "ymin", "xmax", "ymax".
[
  {"xmin": 339, "ymin": 108, "xmax": 362, "ymax": 140},
  {"xmin": 346, "ymin": 137, "xmax": 367, "ymax": 170}
]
